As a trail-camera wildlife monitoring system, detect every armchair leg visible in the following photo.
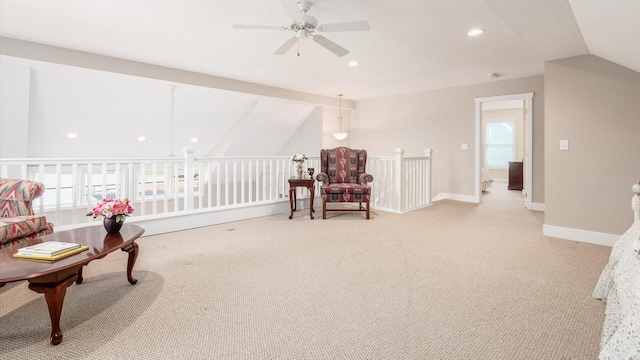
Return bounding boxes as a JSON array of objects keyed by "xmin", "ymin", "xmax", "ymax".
[
  {"xmin": 366, "ymin": 203, "xmax": 370, "ymax": 219},
  {"xmin": 323, "ymin": 202, "xmax": 327, "ymax": 219}
]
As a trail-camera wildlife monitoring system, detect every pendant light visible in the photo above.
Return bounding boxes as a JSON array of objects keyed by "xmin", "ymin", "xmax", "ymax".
[{"xmin": 333, "ymin": 94, "xmax": 349, "ymax": 140}]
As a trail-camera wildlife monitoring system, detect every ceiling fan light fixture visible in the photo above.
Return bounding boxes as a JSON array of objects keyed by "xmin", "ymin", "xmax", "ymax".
[
  {"xmin": 467, "ymin": 28, "xmax": 485, "ymax": 36},
  {"xmin": 333, "ymin": 94, "xmax": 349, "ymax": 140}
]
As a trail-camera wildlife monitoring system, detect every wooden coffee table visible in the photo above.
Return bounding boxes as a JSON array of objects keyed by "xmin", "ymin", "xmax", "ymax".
[{"xmin": 0, "ymin": 224, "xmax": 144, "ymax": 345}]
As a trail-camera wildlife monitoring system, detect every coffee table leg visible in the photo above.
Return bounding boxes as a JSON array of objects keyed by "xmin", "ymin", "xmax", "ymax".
[
  {"xmin": 28, "ymin": 274, "xmax": 78, "ymax": 345},
  {"xmin": 121, "ymin": 242, "xmax": 139, "ymax": 285},
  {"xmin": 76, "ymin": 266, "xmax": 84, "ymax": 284}
]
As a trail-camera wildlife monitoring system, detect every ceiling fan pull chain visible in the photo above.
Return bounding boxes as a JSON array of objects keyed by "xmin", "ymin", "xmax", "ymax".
[{"xmin": 297, "ymin": 38, "xmax": 300, "ymax": 57}]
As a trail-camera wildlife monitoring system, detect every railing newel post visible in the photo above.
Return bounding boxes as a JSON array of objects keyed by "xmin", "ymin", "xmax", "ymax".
[
  {"xmin": 424, "ymin": 148, "xmax": 432, "ymax": 205},
  {"xmin": 395, "ymin": 148, "xmax": 404, "ymax": 213}
]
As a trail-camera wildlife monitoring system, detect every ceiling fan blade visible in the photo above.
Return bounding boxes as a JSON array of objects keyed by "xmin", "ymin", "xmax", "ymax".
[
  {"xmin": 278, "ymin": 0, "xmax": 304, "ymax": 23},
  {"xmin": 318, "ymin": 20, "xmax": 370, "ymax": 32},
  {"xmin": 274, "ymin": 37, "xmax": 298, "ymax": 55},
  {"xmin": 312, "ymin": 35, "xmax": 349, "ymax": 57},
  {"xmin": 233, "ymin": 24, "xmax": 288, "ymax": 31}
]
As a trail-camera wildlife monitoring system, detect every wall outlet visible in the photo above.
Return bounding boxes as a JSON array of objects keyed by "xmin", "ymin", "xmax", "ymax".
[
  {"xmin": 461, "ymin": 143, "xmax": 469, "ymax": 150},
  {"xmin": 560, "ymin": 139, "xmax": 569, "ymax": 151}
]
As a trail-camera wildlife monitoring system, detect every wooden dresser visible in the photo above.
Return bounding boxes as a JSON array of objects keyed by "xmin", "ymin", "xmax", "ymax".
[{"xmin": 508, "ymin": 161, "xmax": 523, "ymax": 190}]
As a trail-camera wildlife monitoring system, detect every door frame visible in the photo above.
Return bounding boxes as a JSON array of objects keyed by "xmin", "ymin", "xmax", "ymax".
[{"xmin": 474, "ymin": 92, "xmax": 534, "ymax": 208}]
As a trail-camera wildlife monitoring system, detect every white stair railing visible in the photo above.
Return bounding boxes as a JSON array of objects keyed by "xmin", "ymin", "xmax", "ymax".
[{"xmin": 1, "ymin": 147, "xmax": 432, "ymax": 229}]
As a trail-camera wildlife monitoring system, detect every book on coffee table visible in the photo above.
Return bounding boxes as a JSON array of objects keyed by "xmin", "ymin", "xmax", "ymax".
[
  {"xmin": 13, "ymin": 246, "xmax": 89, "ymax": 262},
  {"xmin": 17, "ymin": 241, "xmax": 81, "ymax": 256}
]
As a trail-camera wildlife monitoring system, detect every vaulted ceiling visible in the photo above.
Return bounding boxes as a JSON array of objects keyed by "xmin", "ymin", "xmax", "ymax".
[{"xmin": 0, "ymin": 0, "xmax": 638, "ymax": 100}]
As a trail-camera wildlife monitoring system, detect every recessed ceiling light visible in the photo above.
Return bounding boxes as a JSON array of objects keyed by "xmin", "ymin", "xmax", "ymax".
[
  {"xmin": 137, "ymin": 136, "xmax": 146, "ymax": 142},
  {"xmin": 66, "ymin": 133, "xmax": 78, "ymax": 139},
  {"xmin": 348, "ymin": 61, "xmax": 359, "ymax": 67},
  {"xmin": 190, "ymin": 137, "xmax": 198, "ymax": 143},
  {"xmin": 467, "ymin": 28, "xmax": 485, "ymax": 36}
]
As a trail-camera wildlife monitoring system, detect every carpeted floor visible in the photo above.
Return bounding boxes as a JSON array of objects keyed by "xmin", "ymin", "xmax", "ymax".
[{"xmin": 0, "ymin": 184, "xmax": 613, "ymax": 359}]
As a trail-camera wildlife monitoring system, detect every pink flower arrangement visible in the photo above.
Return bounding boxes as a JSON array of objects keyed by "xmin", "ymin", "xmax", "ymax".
[{"xmin": 87, "ymin": 198, "xmax": 134, "ymax": 223}]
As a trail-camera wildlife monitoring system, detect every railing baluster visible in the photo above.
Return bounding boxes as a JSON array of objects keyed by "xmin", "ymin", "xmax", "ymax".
[
  {"xmin": 206, "ymin": 162, "xmax": 212, "ymax": 209},
  {"xmin": 152, "ymin": 162, "xmax": 158, "ymax": 215},
  {"xmin": 248, "ymin": 160, "xmax": 253, "ymax": 203},
  {"xmin": 140, "ymin": 163, "xmax": 146, "ymax": 216},
  {"xmin": 71, "ymin": 163, "xmax": 78, "ymax": 224},
  {"xmin": 253, "ymin": 161, "xmax": 258, "ymax": 202},
  {"xmin": 233, "ymin": 160, "xmax": 238, "ymax": 205}
]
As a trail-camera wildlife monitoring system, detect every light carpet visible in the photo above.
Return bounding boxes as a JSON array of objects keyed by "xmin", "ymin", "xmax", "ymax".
[{"xmin": 0, "ymin": 185, "xmax": 613, "ymax": 359}]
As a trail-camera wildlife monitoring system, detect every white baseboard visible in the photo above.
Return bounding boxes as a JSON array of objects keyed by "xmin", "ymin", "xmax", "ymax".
[
  {"xmin": 530, "ymin": 202, "xmax": 545, "ymax": 212},
  {"xmin": 543, "ymin": 224, "xmax": 620, "ymax": 247},
  {"xmin": 432, "ymin": 193, "xmax": 478, "ymax": 203}
]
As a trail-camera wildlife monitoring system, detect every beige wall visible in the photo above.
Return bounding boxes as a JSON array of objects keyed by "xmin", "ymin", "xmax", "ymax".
[
  {"xmin": 352, "ymin": 76, "xmax": 545, "ymax": 203},
  {"xmin": 545, "ymin": 55, "xmax": 640, "ymax": 234}
]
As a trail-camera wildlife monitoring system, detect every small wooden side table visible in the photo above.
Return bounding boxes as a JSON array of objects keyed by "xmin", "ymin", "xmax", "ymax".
[{"xmin": 288, "ymin": 178, "xmax": 315, "ymax": 219}]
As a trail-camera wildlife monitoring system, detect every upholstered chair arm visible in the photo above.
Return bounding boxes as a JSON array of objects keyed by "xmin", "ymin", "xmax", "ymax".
[
  {"xmin": 359, "ymin": 173, "xmax": 373, "ymax": 185},
  {"xmin": 0, "ymin": 178, "xmax": 47, "ymax": 216},
  {"xmin": 316, "ymin": 172, "xmax": 329, "ymax": 185}
]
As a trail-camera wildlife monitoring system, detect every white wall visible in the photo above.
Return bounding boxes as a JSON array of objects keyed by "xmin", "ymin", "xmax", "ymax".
[
  {"xmin": 277, "ymin": 106, "xmax": 323, "ymax": 158},
  {"xmin": 0, "ymin": 61, "xmax": 29, "ymax": 158},
  {"xmin": 0, "ymin": 57, "xmax": 324, "ymax": 159}
]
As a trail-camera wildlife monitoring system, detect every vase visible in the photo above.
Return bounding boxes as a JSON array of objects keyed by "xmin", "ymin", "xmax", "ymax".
[
  {"xmin": 103, "ymin": 217, "xmax": 124, "ymax": 234},
  {"xmin": 297, "ymin": 168, "xmax": 303, "ymax": 178}
]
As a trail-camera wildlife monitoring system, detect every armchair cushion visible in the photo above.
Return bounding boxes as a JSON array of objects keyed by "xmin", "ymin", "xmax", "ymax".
[
  {"xmin": 321, "ymin": 183, "xmax": 371, "ymax": 203},
  {"xmin": 0, "ymin": 216, "xmax": 52, "ymax": 244}
]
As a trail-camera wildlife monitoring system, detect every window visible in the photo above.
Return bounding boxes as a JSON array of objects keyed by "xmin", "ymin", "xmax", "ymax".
[{"xmin": 484, "ymin": 119, "xmax": 515, "ymax": 169}]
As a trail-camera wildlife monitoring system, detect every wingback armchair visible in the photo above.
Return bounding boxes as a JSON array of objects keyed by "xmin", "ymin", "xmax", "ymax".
[
  {"xmin": 0, "ymin": 178, "xmax": 54, "ymax": 248},
  {"xmin": 316, "ymin": 147, "xmax": 374, "ymax": 219}
]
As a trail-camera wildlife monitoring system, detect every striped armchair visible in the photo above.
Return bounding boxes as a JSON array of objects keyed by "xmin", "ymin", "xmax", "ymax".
[
  {"xmin": 316, "ymin": 147, "xmax": 373, "ymax": 219},
  {"xmin": 0, "ymin": 178, "xmax": 54, "ymax": 248}
]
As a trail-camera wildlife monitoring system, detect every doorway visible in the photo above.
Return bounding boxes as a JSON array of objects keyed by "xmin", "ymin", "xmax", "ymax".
[{"xmin": 474, "ymin": 93, "xmax": 533, "ymax": 209}]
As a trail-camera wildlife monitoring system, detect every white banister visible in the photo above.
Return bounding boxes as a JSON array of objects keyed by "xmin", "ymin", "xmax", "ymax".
[{"xmin": 0, "ymin": 148, "xmax": 432, "ymax": 229}]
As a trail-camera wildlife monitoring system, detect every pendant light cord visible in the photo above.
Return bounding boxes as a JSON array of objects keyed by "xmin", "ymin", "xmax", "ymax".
[{"xmin": 338, "ymin": 94, "xmax": 343, "ymax": 132}]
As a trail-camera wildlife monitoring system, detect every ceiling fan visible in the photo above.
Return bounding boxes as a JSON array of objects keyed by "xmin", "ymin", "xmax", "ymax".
[{"xmin": 232, "ymin": 0, "xmax": 370, "ymax": 57}]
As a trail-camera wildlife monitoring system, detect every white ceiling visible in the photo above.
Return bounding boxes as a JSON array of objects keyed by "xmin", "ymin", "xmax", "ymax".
[{"xmin": 0, "ymin": 0, "xmax": 638, "ymax": 100}]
